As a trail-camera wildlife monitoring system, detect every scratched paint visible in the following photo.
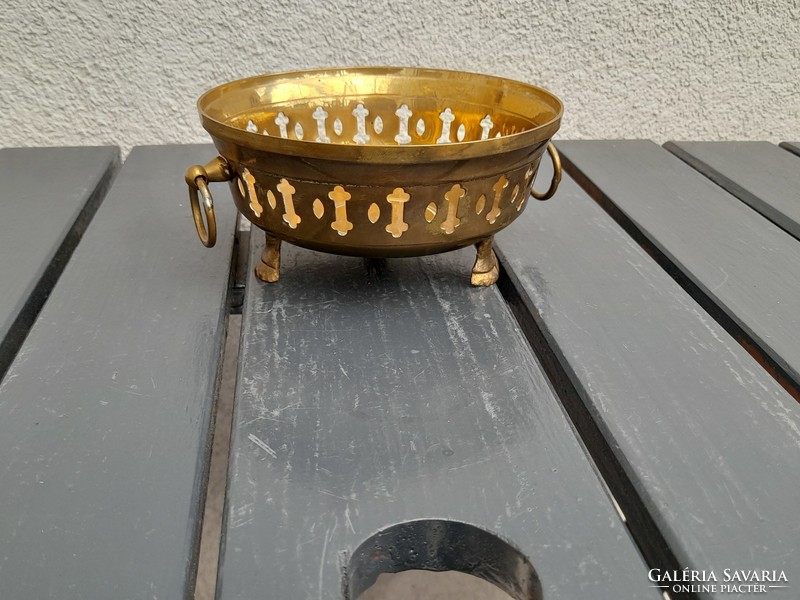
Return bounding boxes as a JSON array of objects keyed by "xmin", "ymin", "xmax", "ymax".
[
  {"xmin": 217, "ymin": 237, "xmax": 656, "ymax": 599},
  {"xmin": 496, "ymin": 142, "xmax": 800, "ymax": 589},
  {"xmin": 0, "ymin": 146, "xmax": 236, "ymax": 599}
]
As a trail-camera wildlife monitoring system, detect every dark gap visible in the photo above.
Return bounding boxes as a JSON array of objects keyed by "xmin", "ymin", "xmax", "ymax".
[
  {"xmin": 191, "ymin": 316, "xmax": 242, "ymax": 600},
  {"xmin": 229, "ymin": 216, "xmax": 251, "ymax": 315},
  {"xmin": 495, "ymin": 265, "xmax": 697, "ymax": 600},
  {"xmin": 185, "ymin": 310, "xmax": 228, "ymax": 600},
  {"xmin": 778, "ymin": 142, "xmax": 800, "ymax": 158},
  {"xmin": 210, "ymin": 226, "xmax": 262, "ymax": 600},
  {"xmin": 0, "ymin": 154, "xmax": 120, "ymax": 383},
  {"xmin": 193, "ymin": 223, "xmax": 244, "ymax": 600},
  {"xmin": 562, "ymin": 154, "xmax": 800, "ymax": 404},
  {"xmin": 663, "ymin": 142, "xmax": 800, "ymax": 243}
]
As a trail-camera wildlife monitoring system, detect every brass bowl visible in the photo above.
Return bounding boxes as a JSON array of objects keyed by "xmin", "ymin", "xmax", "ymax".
[{"xmin": 185, "ymin": 67, "xmax": 563, "ymax": 285}]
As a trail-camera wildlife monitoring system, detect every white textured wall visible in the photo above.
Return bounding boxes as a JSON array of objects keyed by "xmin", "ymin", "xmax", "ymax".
[{"xmin": 2, "ymin": 0, "xmax": 799, "ymax": 153}]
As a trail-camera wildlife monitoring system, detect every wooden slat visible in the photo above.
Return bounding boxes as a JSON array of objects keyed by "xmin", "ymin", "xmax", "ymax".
[
  {"xmin": 0, "ymin": 146, "xmax": 118, "ymax": 380},
  {"xmin": 496, "ymin": 158, "xmax": 800, "ymax": 599},
  {"xmin": 780, "ymin": 141, "xmax": 800, "ymax": 157},
  {"xmin": 558, "ymin": 140, "xmax": 800, "ymax": 392},
  {"xmin": 217, "ymin": 240, "xmax": 658, "ymax": 600},
  {"xmin": 664, "ymin": 141, "xmax": 800, "ymax": 240},
  {"xmin": 0, "ymin": 145, "xmax": 236, "ymax": 598}
]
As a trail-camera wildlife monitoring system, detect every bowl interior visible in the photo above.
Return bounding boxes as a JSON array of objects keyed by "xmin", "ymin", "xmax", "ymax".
[{"xmin": 198, "ymin": 67, "xmax": 562, "ymax": 149}]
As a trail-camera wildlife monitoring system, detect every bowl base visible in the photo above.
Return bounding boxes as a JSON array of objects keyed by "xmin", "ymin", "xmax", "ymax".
[{"xmin": 253, "ymin": 232, "xmax": 499, "ymax": 287}]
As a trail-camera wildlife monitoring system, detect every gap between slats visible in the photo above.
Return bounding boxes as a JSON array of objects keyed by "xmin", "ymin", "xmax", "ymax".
[
  {"xmin": 199, "ymin": 220, "xmax": 677, "ymax": 600},
  {"xmin": 663, "ymin": 142, "xmax": 800, "ymax": 243},
  {"xmin": 194, "ymin": 313, "xmax": 241, "ymax": 600},
  {"xmin": 779, "ymin": 142, "xmax": 800, "ymax": 158},
  {"xmin": 194, "ymin": 221, "xmax": 248, "ymax": 600},
  {"xmin": 0, "ymin": 156, "xmax": 119, "ymax": 382},
  {"xmin": 495, "ymin": 265, "xmax": 687, "ymax": 600},
  {"xmin": 561, "ymin": 152, "xmax": 800, "ymax": 404}
]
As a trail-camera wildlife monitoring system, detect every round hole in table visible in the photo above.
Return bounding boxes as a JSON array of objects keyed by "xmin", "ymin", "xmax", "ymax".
[{"xmin": 347, "ymin": 519, "xmax": 542, "ymax": 600}]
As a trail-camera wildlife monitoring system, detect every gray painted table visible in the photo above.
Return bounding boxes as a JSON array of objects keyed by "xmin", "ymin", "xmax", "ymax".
[{"xmin": 0, "ymin": 142, "xmax": 798, "ymax": 600}]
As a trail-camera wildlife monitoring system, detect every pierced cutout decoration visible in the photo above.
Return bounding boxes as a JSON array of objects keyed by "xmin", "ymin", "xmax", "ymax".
[
  {"xmin": 238, "ymin": 104, "xmax": 537, "ymax": 147},
  {"xmin": 425, "ymin": 202, "xmax": 438, "ymax": 223},
  {"xmin": 437, "ymin": 108, "xmax": 455, "ymax": 144},
  {"xmin": 275, "ymin": 112, "xmax": 289, "ymax": 138},
  {"xmin": 441, "ymin": 184, "xmax": 465, "ymax": 234},
  {"xmin": 385, "ymin": 188, "xmax": 411, "ymax": 238},
  {"xmin": 475, "ymin": 193, "xmax": 486, "ymax": 214},
  {"xmin": 242, "ymin": 169, "xmax": 263, "ymax": 217},
  {"xmin": 511, "ymin": 184, "xmax": 522, "ymax": 211},
  {"xmin": 368, "ymin": 203, "xmax": 381, "ymax": 223},
  {"xmin": 522, "ymin": 164, "xmax": 535, "ymax": 211},
  {"xmin": 525, "ymin": 164, "xmax": 534, "ymax": 180},
  {"xmin": 313, "ymin": 107, "xmax": 331, "ymax": 143},
  {"xmin": 486, "ymin": 175, "xmax": 508, "ymax": 224},
  {"xmin": 277, "ymin": 178, "xmax": 300, "ymax": 229},
  {"xmin": 241, "ymin": 171, "xmax": 527, "ymax": 244},
  {"xmin": 329, "ymin": 185, "xmax": 354, "ymax": 236},
  {"xmin": 352, "ymin": 103, "xmax": 370, "ymax": 144},
  {"xmin": 313, "ymin": 198, "xmax": 324, "ymax": 219},
  {"xmin": 395, "ymin": 104, "xmax": 412, "ymax": 144},
  {"xmin": 480, "ymin": 115, "xmax": 493, "ymax": 140}
]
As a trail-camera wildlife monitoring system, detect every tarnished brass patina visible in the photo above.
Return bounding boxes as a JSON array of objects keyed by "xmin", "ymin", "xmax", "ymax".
[{"xmin": 185, "ymin": 67, "xmax": 563, "ymax": 285}]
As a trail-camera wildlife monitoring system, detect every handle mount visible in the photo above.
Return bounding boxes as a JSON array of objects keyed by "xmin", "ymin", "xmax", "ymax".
[{"xmin": 185, "ymin": 156, "xmax": 233, "ymax": 248}]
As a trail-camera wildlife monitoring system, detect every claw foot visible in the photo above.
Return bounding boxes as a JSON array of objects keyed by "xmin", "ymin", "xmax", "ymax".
[
  {"xmin": 255, "ymin": 234, "xmax": 281, "ymax": 283},
  {"xmin": 471, "ymin": 237, "xmax": 499, "ymax": 286}
]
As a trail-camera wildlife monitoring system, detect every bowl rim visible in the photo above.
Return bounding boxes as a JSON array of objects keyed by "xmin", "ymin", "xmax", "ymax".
[{"xmin": 197, "ymin": 66, "xmax": 562, "ymax": 164}]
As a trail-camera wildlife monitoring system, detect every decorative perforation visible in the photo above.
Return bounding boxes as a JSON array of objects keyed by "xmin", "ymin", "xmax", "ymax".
[
  {"xmin": 246, "ymin": 170, "xmax": 527, "ymax": 239},
  {"xmin": 240, "ymin": 103, "xmax": 524, "ymax": 147}
]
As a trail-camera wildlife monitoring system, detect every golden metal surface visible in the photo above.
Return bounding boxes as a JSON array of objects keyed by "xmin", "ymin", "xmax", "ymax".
[
  {"xmin": 187, "ymin": 66, "xmax": 563, "ymax": 284},
  {"xmin": 185, "ymin": 156, "xmax": 232, "ymax": 247},
  {"xmin": 531, "ymin": 143, "xmax": 562, "ymax": 201},
  {"xmin": 255, "ymin": 234, "xmax": 281, "ymax": 283},
  {"xmin": 471, "ymin": 237, "xmax": 500, "ymax": 286}
]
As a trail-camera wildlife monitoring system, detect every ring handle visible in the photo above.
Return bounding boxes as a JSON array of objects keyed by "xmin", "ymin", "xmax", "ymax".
[
  {"xmin": 530, "ymin": 142, "xmax": 562, "ymax": 201},
  {"xmin": 185, "ymin": 157, "xmax": 233, "ymax": 248}
]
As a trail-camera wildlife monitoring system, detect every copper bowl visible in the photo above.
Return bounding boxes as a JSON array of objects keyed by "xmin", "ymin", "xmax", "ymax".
[{"xmin": 185, "ymin": 67, "xmax": 563, "ymax": 285}]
